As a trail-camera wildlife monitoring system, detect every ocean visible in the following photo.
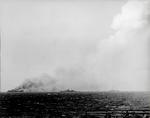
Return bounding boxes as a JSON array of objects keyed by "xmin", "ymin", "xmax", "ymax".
[{"xmin": 0, "ymin": 92, "xmax": 150, "ymax": 118}]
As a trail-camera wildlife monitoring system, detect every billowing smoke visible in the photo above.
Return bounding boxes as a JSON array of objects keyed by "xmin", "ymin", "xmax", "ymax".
[
  {"xmin": 95, "ymin": 0, "xmax": 150, "ymax": 91},
  {"xmin": 9, "ymin": 0, "xmax": 150, "ymax": 92},
  {"xmin": 10, "ymin": 74, "xmax": 60, "ymax": 92}
]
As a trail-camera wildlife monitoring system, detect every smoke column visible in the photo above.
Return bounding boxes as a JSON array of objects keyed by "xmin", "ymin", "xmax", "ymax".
[{"xmin": 110, "ymin": 0, "xmax": 150, "ymax": 91}]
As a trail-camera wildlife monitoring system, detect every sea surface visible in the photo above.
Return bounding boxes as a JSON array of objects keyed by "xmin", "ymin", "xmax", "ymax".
[{"xmin": 0, "ymin": 92, "xmax": 150, "ymax": 118}]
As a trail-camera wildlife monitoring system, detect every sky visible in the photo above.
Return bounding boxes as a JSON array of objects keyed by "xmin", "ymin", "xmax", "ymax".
[{"xmin": 1, "ymin": 0, "xmax": 150, "ymax": 92}]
